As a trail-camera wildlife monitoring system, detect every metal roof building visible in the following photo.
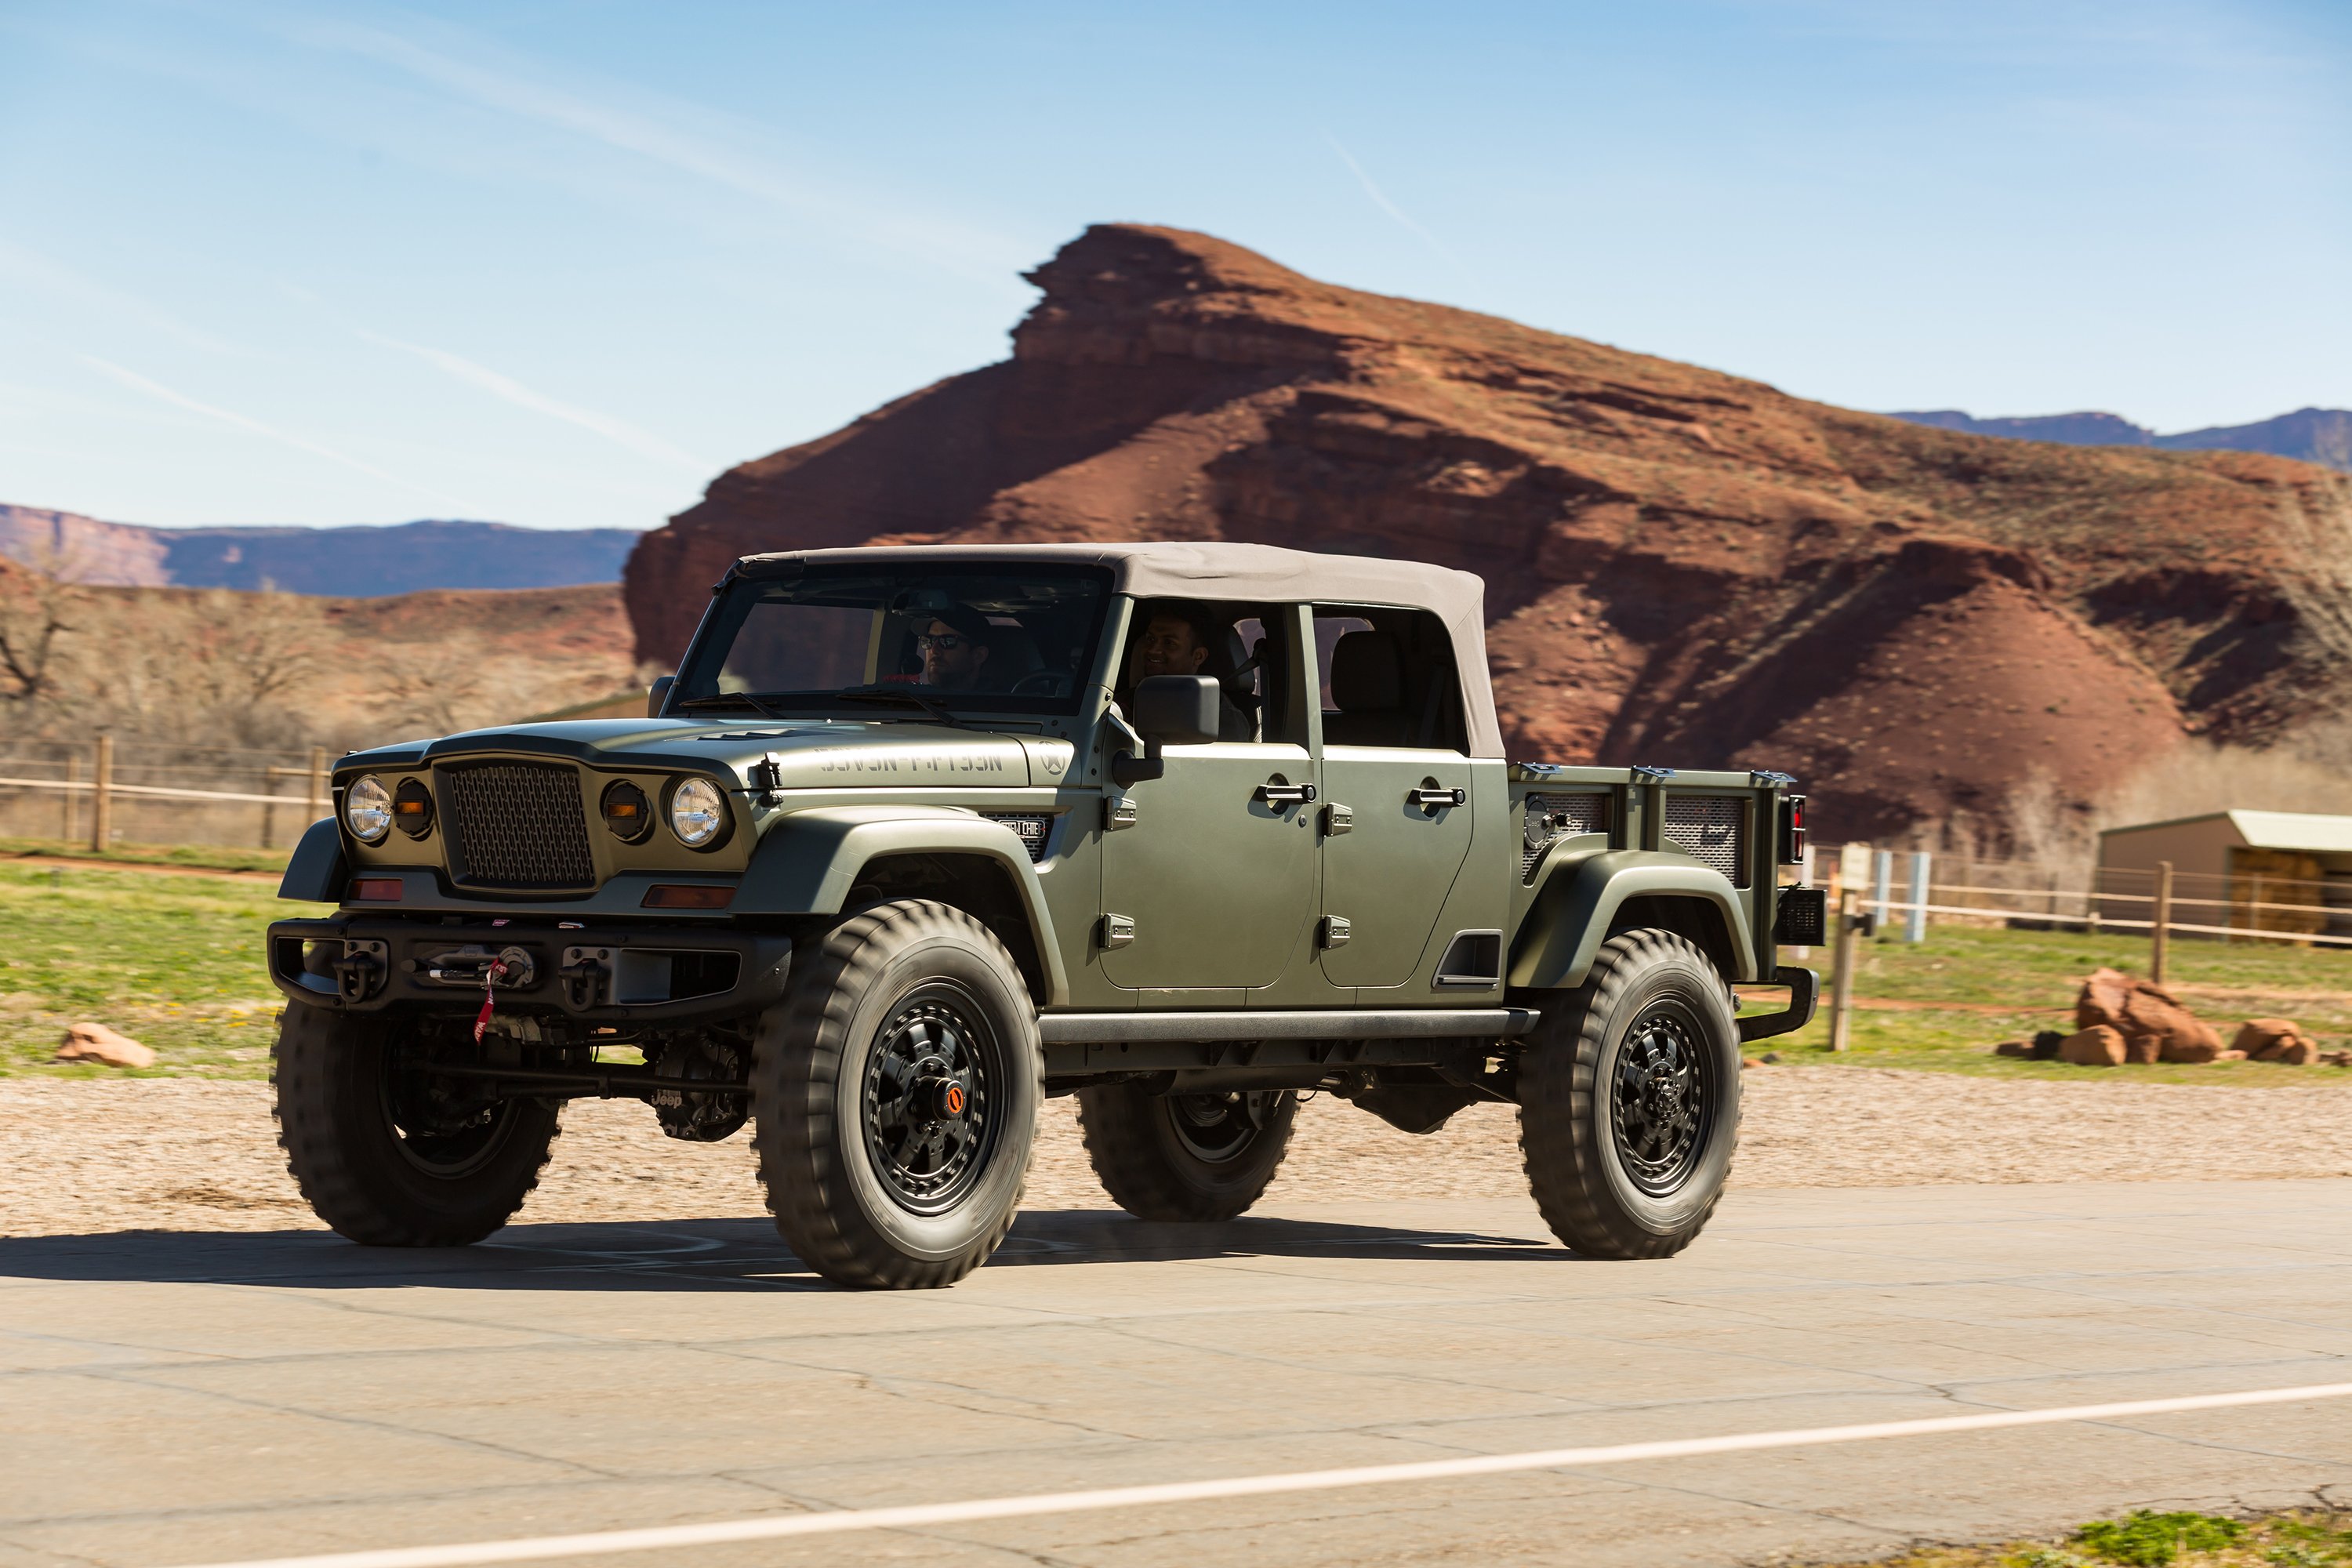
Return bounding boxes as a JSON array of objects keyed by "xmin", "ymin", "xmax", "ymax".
[{"xmin": 2098, "ymin": 809, "xmax": 2352, "ymax": 938}]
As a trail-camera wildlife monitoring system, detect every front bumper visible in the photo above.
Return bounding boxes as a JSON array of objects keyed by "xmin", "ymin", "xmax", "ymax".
[{"xmin": 267, "ymin": 916, "xmax": 793, "ymax": 1026}]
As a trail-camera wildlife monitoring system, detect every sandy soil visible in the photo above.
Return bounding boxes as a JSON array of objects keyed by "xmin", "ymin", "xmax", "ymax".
[{"xmin": 6, "ymin": 1066, "xmax": 2352, "ymax": 1239}]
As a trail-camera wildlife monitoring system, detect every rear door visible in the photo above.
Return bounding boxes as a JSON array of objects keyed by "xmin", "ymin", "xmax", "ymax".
[{"xmin": 1310, "ymin": 606, "xmax": 1477, "ymax": 990}]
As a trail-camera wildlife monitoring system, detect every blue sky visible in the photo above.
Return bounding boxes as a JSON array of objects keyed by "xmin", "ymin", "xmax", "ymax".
[{"xmin": 2, "ymin": 1, "xmax": 2345, "ymax": 532}]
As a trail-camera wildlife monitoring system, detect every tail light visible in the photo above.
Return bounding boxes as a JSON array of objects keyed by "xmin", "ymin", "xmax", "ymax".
[{"xmin": 1777, "ymin": 795, "xmax": 1807, "ymax": 864}]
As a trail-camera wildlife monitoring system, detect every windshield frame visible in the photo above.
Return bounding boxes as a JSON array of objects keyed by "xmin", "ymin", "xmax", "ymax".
[{"xmin": 673, "ymin": 560, "xmax": 1116, "ymax": 720}]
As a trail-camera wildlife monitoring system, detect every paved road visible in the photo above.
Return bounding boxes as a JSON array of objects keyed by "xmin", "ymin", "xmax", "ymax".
[{"xmin": 5, "ymin": 1181, "xmax": 2351, "ymax": 1568}]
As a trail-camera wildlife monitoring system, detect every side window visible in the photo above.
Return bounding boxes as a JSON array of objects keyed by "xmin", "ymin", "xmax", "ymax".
[
  {"xmin": 1121, "ymin": 600, "xmax": 1298, "ymax": 744},
  {"xmin": 1312, "ymin": 606, "xmax": 1468, "ymax": 752}
]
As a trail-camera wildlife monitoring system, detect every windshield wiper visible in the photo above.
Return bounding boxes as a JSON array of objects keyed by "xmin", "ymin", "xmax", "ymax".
[
  {"xmin": 837, "ymin": 687, "xmax": 972, "ymax": 729},
  {"xmin": 677, "ymin": 691, "xmax": 793, "ymax": 722}
]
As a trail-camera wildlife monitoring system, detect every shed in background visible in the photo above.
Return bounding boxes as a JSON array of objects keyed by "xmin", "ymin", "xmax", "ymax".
[{"xmin": 2098, "ymin": 811, "xmax": 2352, "ymax": 938}]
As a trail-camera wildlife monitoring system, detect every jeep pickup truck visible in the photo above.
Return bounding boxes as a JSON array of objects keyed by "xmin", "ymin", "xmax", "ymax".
[{"xmin": 267, "ymin": 543, "xmax": 1821, "ymax": 1288}]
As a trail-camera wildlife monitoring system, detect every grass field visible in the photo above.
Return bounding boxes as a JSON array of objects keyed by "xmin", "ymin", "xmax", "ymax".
[
  {"xmin": 0, "ymin": 863, "xmax": 325, "ymax": 1076},
  {"xmin": 1817, "ymin": 1507, "xmax": 2352, "ymax": 1566},
  {"xmin": 5, "ymin": 861, "xmax": 2351, "ymax": 1084},
  {"xmin": 1755, "ymin": 921, "xmax": 2352, "ymax": 1084},
  {"xmin": 0, "ymin": 834, "xmax": 292, "ymax": 874}
]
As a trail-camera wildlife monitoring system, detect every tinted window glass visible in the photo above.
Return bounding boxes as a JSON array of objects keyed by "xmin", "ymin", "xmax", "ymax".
[
  {"xmin": 1120, "ymin": 600, "xmax": 1294, "ymax": 743},
  {"xmin": 1312, "ymin": 605, "xmax": 1468, "ymax": 751},
  {"xmin": 677, "ymin": 564, "xmax": 1112, "ymax": 717}
]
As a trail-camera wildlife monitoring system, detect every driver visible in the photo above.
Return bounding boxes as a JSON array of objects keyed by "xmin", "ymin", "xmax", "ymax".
[{"xmin": 916, "ymin": 604, "xmax": 994, "ymax": 691}]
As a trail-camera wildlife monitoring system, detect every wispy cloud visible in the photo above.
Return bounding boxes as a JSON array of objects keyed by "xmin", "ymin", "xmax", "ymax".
[
  {"xmin": 281, "ymin": 15, "xmax": 1026, "ymax": 279},
  {"xmin": 1323, "ymin": 133, "xmax": 1462, "ymax": 270},
  {"xmin": 361, "ymin": 330, "xmax": 712, "ymax": 474},
  {"xmin": 0, "ymin": 238, "xmax": 248, "ymax": 357},
  {"xmin": 82, "ymin": 356, "xmax": 463, "ymax": 507}
]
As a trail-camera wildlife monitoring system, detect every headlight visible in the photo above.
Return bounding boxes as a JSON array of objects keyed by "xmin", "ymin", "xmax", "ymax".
[
  {"xmin": 345, "ymin": 775, "xmax": 392, "ymax": 843},
  {"xmin": 668, "ymin": 778, "xmax": 727, "ymax": 848}
]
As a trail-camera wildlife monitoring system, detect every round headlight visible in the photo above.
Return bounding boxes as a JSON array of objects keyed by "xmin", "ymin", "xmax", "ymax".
[
  {"xmin": 669, "ymin": 778, "xmax": 727, "ymax": 848},
  {"xmin": 345, "ymin": 775, "xmax": 392, "ymax": 844}
]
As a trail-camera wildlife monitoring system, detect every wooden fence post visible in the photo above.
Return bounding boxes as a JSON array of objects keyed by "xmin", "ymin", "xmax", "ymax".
[
  {"xmin": 1828, "ymin": 887, "xmax": 1862, "ymax": 1052},
  {"xmin": 62, "ymin": 753, "xmax": 78, "ymax": 842},
  {"xmin": 89, "ymin": 735, "xmax": 112, "ymax": 853},
  {"xmin": 307, "ymin": 747, "xmax": 327, "ymax": 823},
  {"xmin": 2151, "ymin": 861, "xmax": 2173, "ymax": 985}
]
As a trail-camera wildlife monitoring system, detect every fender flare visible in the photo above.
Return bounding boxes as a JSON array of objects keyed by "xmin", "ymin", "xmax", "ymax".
[
  {"xmin": 279, "ymin": 817, "xmax": 347, "ymax": 903},
  {"xmin": 736, "ymin": 804, "xmax": 1069, "ymax": 1005},
  {"xmin": 1508, "ymin": 850, "xmax": 1756, "ymax": 990}
]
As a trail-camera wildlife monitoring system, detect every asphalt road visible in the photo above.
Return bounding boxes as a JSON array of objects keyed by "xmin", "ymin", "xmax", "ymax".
[{"xmin": 5, "ymin": 1181, "xmax": 2352, "ymax": 1568}]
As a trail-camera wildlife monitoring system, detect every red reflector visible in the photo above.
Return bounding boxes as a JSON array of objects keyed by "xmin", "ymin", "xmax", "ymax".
[
  {"xmin": 349, "ymin": 878, "xmax": 404, "ymax": 902},
  {"xmin": 642, "ymin": 884, "xmax": 734, "ymax": 909}
]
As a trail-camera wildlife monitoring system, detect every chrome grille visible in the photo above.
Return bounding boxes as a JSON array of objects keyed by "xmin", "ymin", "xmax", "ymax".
[
  {"xmin": 1663, "ymin": 795, "xmax": 1748, "ymax": 887},
  {"xmin": 1523, "ymin": 792, "xmax": 1610, "ymax": 878},
  {"xmin": 443, "ymin": 763, "xmax": 595, "ymax": 890},
  {"xmin": 982, "ymin": 812, "xmax": 1053, "ymax": 862}
]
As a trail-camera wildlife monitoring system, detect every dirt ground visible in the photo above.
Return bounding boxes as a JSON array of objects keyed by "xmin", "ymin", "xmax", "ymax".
[{"xmin": 8, "ymin": 1065, "xmax": 2352, "ymax": 1238}]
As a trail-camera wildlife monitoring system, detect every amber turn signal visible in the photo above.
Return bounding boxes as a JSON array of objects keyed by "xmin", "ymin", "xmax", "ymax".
[
  {"xmin": 601, "ymin": 779, "xmax": 654, "ymax": 842},
  {"xmin": 392, "ymin": 778, "xmax": 434, "ymax": 838},
  {"xmin": 641, "ymin": 884, "xmax": 733, "ymax": 909}
]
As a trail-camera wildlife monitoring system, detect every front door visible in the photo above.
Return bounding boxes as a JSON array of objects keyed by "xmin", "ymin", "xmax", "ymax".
[
  {"xmin": 1311, "ymin": 607, "xmax": 1478, "ymax": 990},
  {"xmin": 1098, "ymin": 601, "xmax": 1318, "ymax": 993},
  {"xmin": 1098, "ymin": 742, "xmax": 1319, "ymax": 990}
]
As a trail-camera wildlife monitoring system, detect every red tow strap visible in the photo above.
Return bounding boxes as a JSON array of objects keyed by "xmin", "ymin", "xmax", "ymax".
[{"xmin": 472, "ymin": 957, "xmax": 510, "ymax": 1043}]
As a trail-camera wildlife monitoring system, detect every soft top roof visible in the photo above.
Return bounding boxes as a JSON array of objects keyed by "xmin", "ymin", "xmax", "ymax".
[{"xmin": 734, "ymin": 541, "xmax": 1503, "ymax": 757}]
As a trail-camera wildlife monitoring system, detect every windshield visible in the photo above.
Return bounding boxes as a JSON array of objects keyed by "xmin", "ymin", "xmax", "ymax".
[{"xmin": 675, "ymin": 563, "xmax": 1113, "ymax": 718}]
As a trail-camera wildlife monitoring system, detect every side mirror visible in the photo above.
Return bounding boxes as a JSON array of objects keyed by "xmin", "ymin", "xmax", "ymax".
[
  {"xmin": 1132, "ymin": 675, "xmax": 1220, "ymax": 746},
  {"xmin": 1111, "ymin": 676, "xmax": 1221, "ymax": 787},
  {"xmin": 648, "ymin": 676, "xmax": 676, "ymax": 718}
]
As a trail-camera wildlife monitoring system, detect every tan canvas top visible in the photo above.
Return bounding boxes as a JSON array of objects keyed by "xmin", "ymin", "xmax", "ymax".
[{"xmin": 736, "ymin": 541, "xmax": 1504, "ymax": 757}]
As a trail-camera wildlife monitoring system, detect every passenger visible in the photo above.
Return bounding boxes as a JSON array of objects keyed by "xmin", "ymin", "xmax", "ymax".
[
  {"xmin": 1127, "ymin": 602, "xmax": 1253, "ymax": 741},
  {"xmin": 916, "ymin": 605, "xmax": 994, "ymax": 691}
]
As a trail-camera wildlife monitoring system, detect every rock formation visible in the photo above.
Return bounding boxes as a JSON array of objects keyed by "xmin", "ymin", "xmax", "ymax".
[{"xmin": 624, "ymin": 224, "xmax": 2352, "ymax": 840}]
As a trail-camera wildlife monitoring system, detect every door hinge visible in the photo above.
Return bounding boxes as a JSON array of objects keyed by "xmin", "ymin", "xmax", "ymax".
[
  {"xmin": 1105, "ymin": 795, "xmax": 1139, "ymax": 831},
  {"xmin": 1319, "ymin": 915, "xmax": 1352, "ymax": 949},
  {"xmin": 1322, "ymin": 802, "xmax": 1353, "ymax": 836},
  {"xmin": 1098, "ymin": 913, "xmax": 1137, "ymax": 949}
]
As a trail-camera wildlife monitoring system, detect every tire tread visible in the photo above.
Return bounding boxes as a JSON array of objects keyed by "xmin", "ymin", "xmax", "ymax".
[
  {"xmin": 752, "ymin": 900, "xmax": 1036, "ymax": 1289},
  {"xmin": 1517, "ymin": 929, "xmax": 1738, "ymax": 1260}
]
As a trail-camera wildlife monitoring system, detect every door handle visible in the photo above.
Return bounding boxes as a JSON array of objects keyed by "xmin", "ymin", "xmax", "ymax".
[
  {"xmin": 1258, "ymin": 781, "xmax": 1318, "ymax": 806},
  {"xmin": 1410, "ymin": 786, "xmax": 1467, "ymax": 810}
]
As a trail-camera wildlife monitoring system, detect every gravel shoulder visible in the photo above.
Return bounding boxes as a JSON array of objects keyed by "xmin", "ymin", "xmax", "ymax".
[{"xmin": 8, "ymin": 1066, "xmax": 2352, "ymax": 1238}]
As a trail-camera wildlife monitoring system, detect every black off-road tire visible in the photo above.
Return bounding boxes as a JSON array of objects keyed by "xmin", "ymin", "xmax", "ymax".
[
  {"xmin": 1519, "ymin": 929, "xmax": 1740, "ymax": 1259},
  {"xmin": 1075, "ymin": 1085, "xmax": 1298, "ymax": 1221},
  {"xmin": 271, "ymin": 1003, "xmax": 561, "ymax": 1247},
  {"xmin": 752, "ymin": 899, "xmax": 1040, "ymax": 1290}
]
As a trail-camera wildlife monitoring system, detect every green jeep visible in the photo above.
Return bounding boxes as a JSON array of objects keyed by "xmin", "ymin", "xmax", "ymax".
[{"xmin": 267, "ymin": 543, "xmax": 1820, "ymax": 1288}]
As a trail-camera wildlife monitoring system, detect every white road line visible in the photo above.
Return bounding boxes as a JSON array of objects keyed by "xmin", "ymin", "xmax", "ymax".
[{"xmin": 162, "ymin": 1380, "xmax": 2352, "ymax": 1568}]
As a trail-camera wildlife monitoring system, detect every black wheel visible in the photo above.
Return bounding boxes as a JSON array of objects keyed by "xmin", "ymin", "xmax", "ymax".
[
  {"xmin": 1075, "ymin": 1083, "xmax": 1297, "ymax": 1221},
  {"xmin": 271, "ymin": 1004, "xmax": 560, "ymax": 1247},
  {"xmin": 1518, "ymin": 928, "xmax": 1739, "ymax": 1259},
  {"xmin": 752, "ymin": 899, "xmax": 1040, "ymax": 1289}
]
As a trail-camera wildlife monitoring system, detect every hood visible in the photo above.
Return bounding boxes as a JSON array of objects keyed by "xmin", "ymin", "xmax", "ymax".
[{"xmin": 341, "ymin": 718, "xmax": 1049, "ymax": 790}]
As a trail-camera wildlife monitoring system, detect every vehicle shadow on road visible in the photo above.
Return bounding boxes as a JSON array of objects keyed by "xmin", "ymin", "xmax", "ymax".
[{"xmin": 0, "ymin": 1210, "xmax": 1569, "ymax": 1293}]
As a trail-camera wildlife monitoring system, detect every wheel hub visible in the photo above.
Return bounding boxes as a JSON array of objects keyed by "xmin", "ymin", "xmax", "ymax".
[
  {"xmin": 1610, "ymin": 1009, "xmax": 1709, "ymax": 1196},
  {"xmin": 862, "ymin": 991, "xmax": 995, "ymax": 1214}
]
